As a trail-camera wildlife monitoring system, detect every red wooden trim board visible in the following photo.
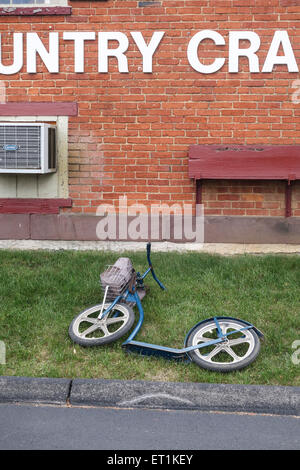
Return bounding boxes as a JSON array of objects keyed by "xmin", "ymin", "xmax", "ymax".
[
  {"xmin": 0, "ymin": 102, "xmax": 78, "ymax": 117},
  {"xmin": 0, "ymin": 198, "xmax": 73, "ymax": 215}
]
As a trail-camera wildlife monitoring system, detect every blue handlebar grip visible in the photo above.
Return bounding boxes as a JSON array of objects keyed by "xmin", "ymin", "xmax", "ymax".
[{"xmin": 147, "ymin": 242, "xmax": 152, "ymax": 265}]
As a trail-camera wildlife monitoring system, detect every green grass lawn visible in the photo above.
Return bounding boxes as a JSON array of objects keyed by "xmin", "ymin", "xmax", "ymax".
[{"xmin": 0, "ymin": 249, "xmax": 299, "ymax": 386}]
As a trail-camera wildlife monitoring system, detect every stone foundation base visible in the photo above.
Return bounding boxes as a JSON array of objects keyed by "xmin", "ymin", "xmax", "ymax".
[{"xmin": 0, "ymin": 214, "xmax": 300, "ymax": 244}]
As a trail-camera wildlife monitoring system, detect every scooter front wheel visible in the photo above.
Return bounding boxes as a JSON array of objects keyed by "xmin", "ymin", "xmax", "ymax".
[
  {"xmin": 185, "ymin": 318, "xmax": 261, "ymax": 372},
  {"xmin": 69, "ymin": 303, "xmax": 135, "ymax": 347}
]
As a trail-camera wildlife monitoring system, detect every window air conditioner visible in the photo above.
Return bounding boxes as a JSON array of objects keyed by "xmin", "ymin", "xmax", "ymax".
[{"xmin": 0, "ymin": 123, "xmax": 56, "ymax": 174}]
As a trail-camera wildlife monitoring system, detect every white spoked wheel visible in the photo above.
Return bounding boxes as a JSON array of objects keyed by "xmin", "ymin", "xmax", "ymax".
[
  {"xmin": 186, "ymin": 318, "xmax": 261, "ymax": 372},
  {"xmin": 69, "ymin": 303, "xmax": 135, "ymax": 347}
]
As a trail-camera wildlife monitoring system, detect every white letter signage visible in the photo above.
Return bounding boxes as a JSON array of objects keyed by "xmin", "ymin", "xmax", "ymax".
[
  {"xmin": 228, "ymin": 31, "xmax": 260, "ymax": 73},
  {"xmin": 187, "ymin": 30, "xmax": 225, "ymax": 74},
  {"xmin": 0, "ymin": 33, "xmax": 23, "ymax": 75},
  {"xmin": 27, "ymin": 32, "xmax": 59, "ymax": 74},
  {"xmin": 0, "ymin": 30, "xmax": 298, "ymax": 76},
  {"xmin": 262, "ymin": 30, "xmax": 298, "ymax": 73}
]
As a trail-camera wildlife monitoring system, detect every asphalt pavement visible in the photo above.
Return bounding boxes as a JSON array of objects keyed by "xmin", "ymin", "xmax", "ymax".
[{"xmin": 0, "ymin": 402, "xmax": 299, "ymax": 450}]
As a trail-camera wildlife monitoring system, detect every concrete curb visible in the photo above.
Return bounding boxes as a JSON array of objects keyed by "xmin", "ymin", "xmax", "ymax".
[
  {"xmin": 0, "ymin": 376, "xmax": 299, "ymax": 416},
  {"xmin": 0, "ymin": 376, "xmax": 71, "ymax": 405},
  {"xmin": 70, "ymin": 379, "xmax": 300, "ymax": 416}
]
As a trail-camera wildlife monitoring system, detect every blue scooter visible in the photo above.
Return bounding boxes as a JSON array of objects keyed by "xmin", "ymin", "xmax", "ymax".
[{"xmin": 69, "ymin": 243, "xmax": 264, "ymax": 372}]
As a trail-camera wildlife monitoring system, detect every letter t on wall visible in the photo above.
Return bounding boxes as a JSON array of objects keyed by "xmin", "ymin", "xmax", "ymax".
[{"xmin": 63, "ymin": 32, "xmax": 96, "ymax": 73}]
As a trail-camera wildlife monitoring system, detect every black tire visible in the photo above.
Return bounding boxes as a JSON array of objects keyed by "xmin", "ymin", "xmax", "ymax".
[
  {"xmin": 69, "ymin": 302, "xmax": 135, "ymax": 347},
  {"xmin": 185, "ymin": 318, "xmax": 261, "ymax": 372}
]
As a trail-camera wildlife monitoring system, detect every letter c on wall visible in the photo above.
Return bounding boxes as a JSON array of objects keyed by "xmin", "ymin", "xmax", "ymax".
[{"xmin": 187, "ymin": 30, "xmax": 225, "ymax": 74}]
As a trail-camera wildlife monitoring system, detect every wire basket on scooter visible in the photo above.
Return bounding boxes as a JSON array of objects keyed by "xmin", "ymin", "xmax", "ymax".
[{"xmin": 100, "ymin": 257, "xmax": 135, "ymax": 301}]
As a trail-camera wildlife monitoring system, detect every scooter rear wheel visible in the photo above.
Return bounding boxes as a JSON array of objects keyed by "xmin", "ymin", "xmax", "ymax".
[
  {"xmin": 69, "ymin": 302, "xmax": 135, "ymax": 347},
  {"xmin": 185, "ymin": 318, "xmax": 261, "ymax": 372}
]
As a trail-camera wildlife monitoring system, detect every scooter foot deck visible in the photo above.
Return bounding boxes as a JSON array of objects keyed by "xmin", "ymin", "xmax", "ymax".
[{"xmin": 123, "ymin": 340, "xmax": 189, "ymax": 361}]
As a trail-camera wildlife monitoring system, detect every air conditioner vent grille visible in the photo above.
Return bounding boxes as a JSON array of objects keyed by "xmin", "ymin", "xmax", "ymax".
[{"xmin": 0, "ymin": 125, "xmax": 41, "ymax": 169}]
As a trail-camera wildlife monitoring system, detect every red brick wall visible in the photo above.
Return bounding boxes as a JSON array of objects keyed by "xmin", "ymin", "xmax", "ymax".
[
  {"xmin": 204, "ymin": 181, "xmax": 300, "ymax": 217},
  {"xmin": 1, "ymin": 0, "xmax": 300, "ymax": 216}
]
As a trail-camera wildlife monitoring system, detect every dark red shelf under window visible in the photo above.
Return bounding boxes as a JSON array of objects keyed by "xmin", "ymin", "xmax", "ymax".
[{"xmin": 0, "ymin": 198, "xmax": 72, "ymax": 215}]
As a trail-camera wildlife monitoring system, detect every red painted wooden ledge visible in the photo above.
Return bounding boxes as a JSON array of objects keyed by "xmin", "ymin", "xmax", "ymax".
[
  {"xmin": 0, "ymin": 102, "xmax": 78, "ymax": 117},
  {"xmin": 0, "ymin": 7, "xmax": 72, "ymax": 15},
  {"xmin": 189, "ymin": 145, "xmax": 300, "ymax": 217},
  {"xmin": 0, "ymin": 198, "xmax": 72, "ymax": 215}
]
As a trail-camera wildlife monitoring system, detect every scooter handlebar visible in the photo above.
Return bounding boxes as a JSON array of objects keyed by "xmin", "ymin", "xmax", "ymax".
[
  {"xmin": 146, "ymin": 242, "xmax": 152, "ymax": 265},
  {"xmin": 146, "ymin": 242, "xmax": 166, "ymax": 290}
]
